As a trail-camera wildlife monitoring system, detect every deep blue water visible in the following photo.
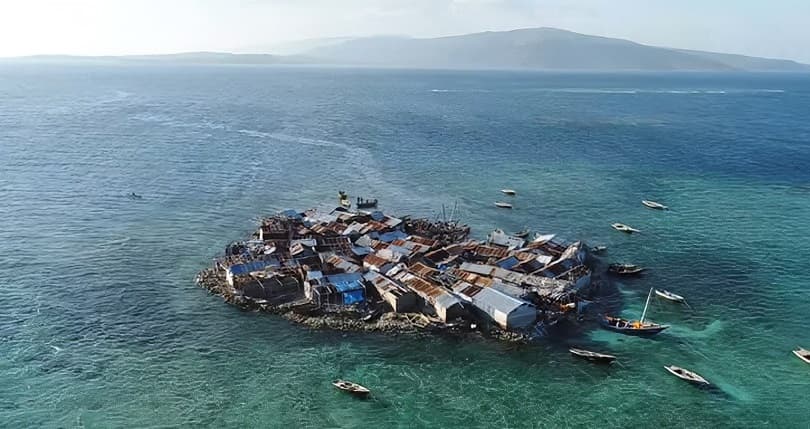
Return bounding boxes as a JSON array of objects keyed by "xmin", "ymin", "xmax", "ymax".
[{"xmin": 1, "ymin": 64, "xmax": 810, "ymax": 427}]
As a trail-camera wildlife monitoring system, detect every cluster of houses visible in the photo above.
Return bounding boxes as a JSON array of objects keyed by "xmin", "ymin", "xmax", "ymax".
[{"xmin": 210, "ymin": 207, "xmax": 593, "ymax": 333}]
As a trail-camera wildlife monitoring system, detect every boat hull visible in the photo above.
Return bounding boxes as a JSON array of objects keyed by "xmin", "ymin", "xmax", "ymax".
[
  {"xmin": 642, "ymin": 201, "xmax": 668, "ymax": 210},
  {"xmin": 655, "ymin": 290, "xmax": 685, "ymax": 303},
  {"xmin": 600, "ymin": 318, "xmax": 669, "ymax": 336},
  {"xmin": 569, "ymin": 348, "xmax": 616, "ymax": 363},
  {"xmin": 794, "ymin": 349, "xmax": 810, "ymax": 364},
  {"xmin": 664, "ymin": 366, "xmax": 710, "ymax": 386}
]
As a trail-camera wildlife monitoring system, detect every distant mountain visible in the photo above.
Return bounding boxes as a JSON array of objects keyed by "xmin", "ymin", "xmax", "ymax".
[
  {"xmin": 6, "ymin": 52, "xmax": 315, "ymax": 65},
  {"xmin": 6, "ymin": 28, "xmax": 806, "ymax": 71},
  {"xmin": 241, "ymin": 37, "xmax": 357, "ymax": 56},
  {"xmin": 303, "ymin": 28, "xmax": 809, "ymax": 71}
]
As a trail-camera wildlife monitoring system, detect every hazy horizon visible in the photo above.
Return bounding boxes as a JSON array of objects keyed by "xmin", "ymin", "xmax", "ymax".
[{"xmin": 1, "ymin": 0, "xmax": 810, "ymax": 63}]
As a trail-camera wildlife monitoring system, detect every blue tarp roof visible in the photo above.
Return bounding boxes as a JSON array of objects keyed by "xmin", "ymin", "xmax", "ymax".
[
  {"xmin": 370, "ymin": 211, "xmax": 385, "ymax": 221},
  {"xmin": 280, "ymin": 209, "xmax": 303, "ymax": 220},
  {"xmin": 379, "ymin": 230, "xmax": 408, "ymax": 243},
  {"xmin": 343, "ymin": 289, "xmax": 365, "ymax": 305},
  {"xmin": 351, "ymin": 246, "xmax": 373, "ymax": 256},
  {"xmin": 306, "ymin": 270, "xmax": 324, "ymax": 280},
  {"xmin": 326, "ymin": 272, "xmax": 364, "ymax": 293},
  {"xmin": 496, "ymin": 256, "xmax": 520, "ymax": 270},
  {"xmin": 228, "ymin": 259, "xmax": 276, "ymax": 276}
]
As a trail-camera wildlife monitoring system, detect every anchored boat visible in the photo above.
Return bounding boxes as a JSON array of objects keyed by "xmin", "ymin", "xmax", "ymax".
[
  {"xmin": 608, "ymin": 263, "xmax": 644, "ymax": 276},
  {"xmin": 494, "ymin": 202, "xmax": 513, "ymax": 209},
  {"xmin": 333, "ymin": 379, "xmax": 370, "ymax": 397},
  {"xmin": 569, "ymin": 347, "xmax": 617, "ymax": 364},
  {"xmin": 601, "ymin": 288, "xmax": 669, "ymax": 336},
  {"xmin": 501, "ymin": 189, "xmax": 517, "ymax": 196},
  {"xmin": 513, "ymin": 227, "xmax": 531, "ymax": 238},
  {"xmin": 356, "ymin": 197, "xmax": 378, "ymax": 209},
  {"xmin": 664, "ymin": 366, "xmax": 710, "ymax": 386},
  {"xmin": 642, "ymin": 200, "xmax": 669, "ymax": 210},
  {"xmin": 591, "ymin": 245, "xmax": 607, "ymax": 253},
  {"xmin": 793, "ymin": 347, "xmax": 810, "ymax": 364},
  {"xmin": 611, "ymin": 223, "xmax": 640, "ymax": 234},
  {"xmin": 655, "ymin": 289, "xmax": 685, "ymax": 303}
]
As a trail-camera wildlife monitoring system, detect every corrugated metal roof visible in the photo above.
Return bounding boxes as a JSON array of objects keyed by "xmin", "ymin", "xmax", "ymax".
[
  {"xmin": 454, "ymin": 281, "xmax": 534, "ymax": 314},
  {"xmin": 383, "ymin": 216, "xmax": 403, "ymax": 228},
  {"xmin": 360, "ymin": 220, "xmax": 389, "ymax": 234},
  {"xmin": 364, "ymin": 271, "xmax": 409, "ymax": 294},
  {"xmin": 399, "ymin": 274, "xmax": 459, "ymax": 309},
  {"xmin": 363, "ymin": 253, "xmax": 390, "ymax": 269},
  {"xmin": 468, "ymin": 245, "xmax": 510, "ymax": 259},
  {"xmin": 407, "ymin": 235, "xmax": 438, "ymax": 248},
  {"xmin": 409, "ymin": 262, "xmax": 439, "ymax": 279},
  {"xmin": 326, "ymin": 255, "xmax": 361, "ymax": 273},
  {"xmin": 459, "ymin": 262, "xmax": 497, "ymax": 276}
]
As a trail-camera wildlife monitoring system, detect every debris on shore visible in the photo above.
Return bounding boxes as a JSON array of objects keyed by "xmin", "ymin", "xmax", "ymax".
[{"xmin": 196, "ymin": 204, "xmax": 597, "ymax": 342}]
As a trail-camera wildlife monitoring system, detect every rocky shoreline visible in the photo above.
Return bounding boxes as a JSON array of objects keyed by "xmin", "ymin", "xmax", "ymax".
[{"xmin": 196, "ymin": 267, "xmax": 532, "ymax": 342}]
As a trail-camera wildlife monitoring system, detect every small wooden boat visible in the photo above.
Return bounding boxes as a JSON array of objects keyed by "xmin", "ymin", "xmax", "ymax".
[
  {"xmin": 513, "ymin": 228, "xmax": 531, "ymax": 238},
  {"xmin": 655, "ymin": 289, "xmax": 685, "ymax": 303},
  {"xmin": 494, "ymin": 202, "xmax": 513, "ymax": 209},
  {"xmin": 569, "ymin": 347, "xmax": 617, "ymax": 363},
  {"xmin": 608, "ymin": 263, "xmax": 644, "ymax": 275},
  {"xmin": 611, "ymin": 223, "xmax": 640, "ymax": 234},
  {"xmin": 591, "ymin": 245, "xmax": 607, "ymax": 253},
  {"xmin": 793, "ymin": 347, "xmax": 810, "ymax": 364},
  {"xmin": 601, "ymin": 316, "xmax": 669, "ymax": 336},
  {"xmin": 642, "ymin": 200, "xmax": 669, "ymax": 210},
  {"xmin": 664, "ymin": 366, "xmax": 710, "ymax": 386},
  {"xmin": 356, "ymin": 197, "xmax": 378, "ymax": 209},
  {"xmin": 332, "ymin": 379, "xmax": 370, "ymax": 397},
  {"xmin": 501, "ymin": 189, "xmax": 517, "ymax": 196},
  {"xmin": 128, "ymin": 192, "xmax": 143, "ymax": 200},
  {"xmin": 601, "ymin": 288, "xmax": 669, "ymax": 336}
]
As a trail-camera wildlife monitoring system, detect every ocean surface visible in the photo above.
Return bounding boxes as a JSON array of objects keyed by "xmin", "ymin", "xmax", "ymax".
[{"xmin": 1, "ymin": 64, "xmax": 809, "ymax": 428}]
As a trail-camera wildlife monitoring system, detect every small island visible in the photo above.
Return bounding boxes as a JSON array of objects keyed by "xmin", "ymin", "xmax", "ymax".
[{"xmin": 196, "ymin": 203, "xmax": 598, "ymax": 341}]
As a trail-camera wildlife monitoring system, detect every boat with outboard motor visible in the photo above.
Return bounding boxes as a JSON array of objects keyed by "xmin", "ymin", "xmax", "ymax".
[{"xmin": 333, "ymin": 379, "xmax": 370, "ymax": 397}]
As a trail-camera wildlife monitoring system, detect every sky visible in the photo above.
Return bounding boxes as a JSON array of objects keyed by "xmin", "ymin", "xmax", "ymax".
[{"xmin": 0, "ymin": 0, "xmax": 809, "ymax": 63}]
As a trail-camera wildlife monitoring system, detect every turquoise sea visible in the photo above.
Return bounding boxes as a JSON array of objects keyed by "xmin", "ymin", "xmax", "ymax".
[{"xmin": 1, "ymin": 64, "xmax": 809, "ymax": 428}]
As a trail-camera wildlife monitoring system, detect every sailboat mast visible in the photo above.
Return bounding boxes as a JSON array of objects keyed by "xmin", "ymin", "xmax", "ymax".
[{"xmin": 640, "ymin": 287, "xmax": 653, "ymax": 323}]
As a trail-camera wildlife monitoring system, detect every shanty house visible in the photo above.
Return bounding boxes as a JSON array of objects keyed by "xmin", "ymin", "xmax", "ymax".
[
  {"xmin": 306, "ymin": 272, "xmax": 366, "ymax": 307},
  {"xmin": 395, "ymin": 273, "xmax": 464, "ymax": 322},
  {"xmin": 363, "ymin": 271, "xmax": 416, "ymax": 312},
  {"xmin": 453, "ymin": 282, "xmax": 536, "ymax": 330}
]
